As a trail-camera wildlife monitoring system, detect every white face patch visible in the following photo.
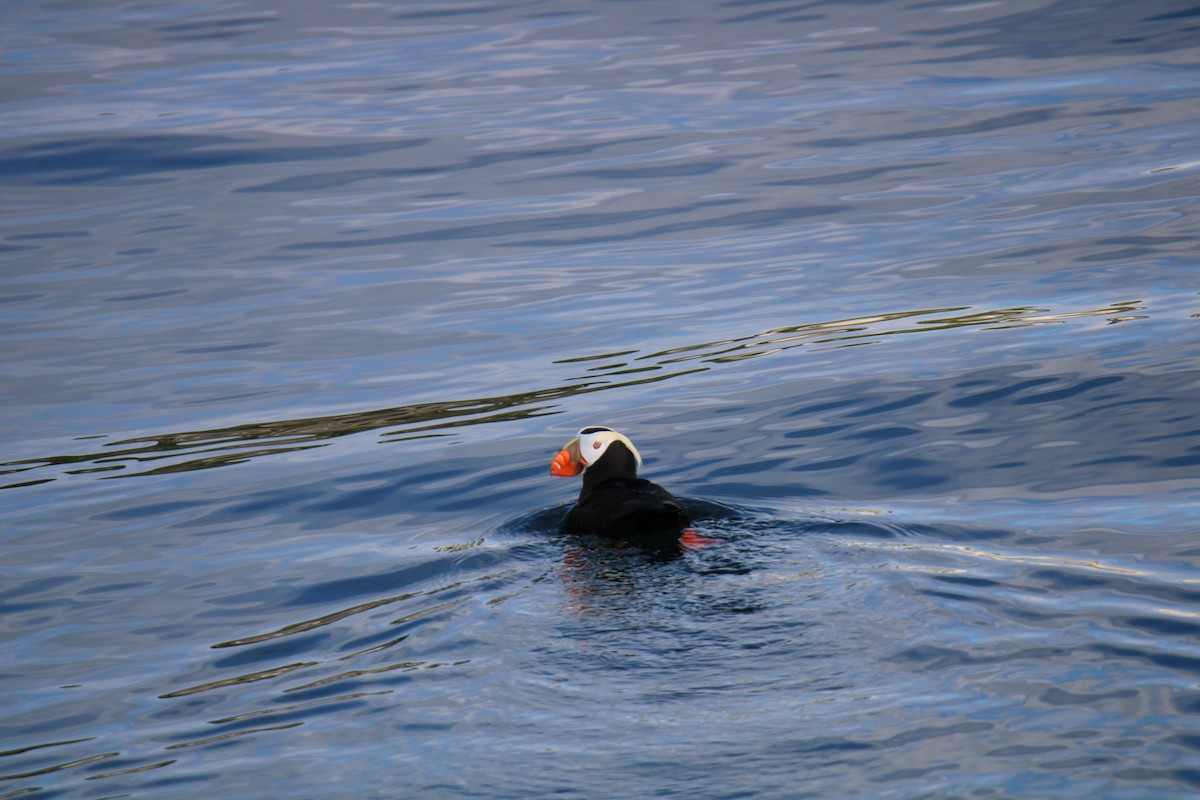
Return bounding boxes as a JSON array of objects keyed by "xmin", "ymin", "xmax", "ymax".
[{"xmin": 577, "ymin": 427, "xmax": 642, "ymax": 469}]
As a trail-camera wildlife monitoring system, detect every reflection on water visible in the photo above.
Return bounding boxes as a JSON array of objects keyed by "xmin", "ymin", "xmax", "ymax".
[{"xmin": 584, "ymin": 298, "xmax": 1148, "ymax": 368}]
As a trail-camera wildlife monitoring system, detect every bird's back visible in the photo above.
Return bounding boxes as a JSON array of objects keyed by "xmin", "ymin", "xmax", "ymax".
[{"xmin": 566, "ymin": 477, "xmax": 690, "ymax": 538}]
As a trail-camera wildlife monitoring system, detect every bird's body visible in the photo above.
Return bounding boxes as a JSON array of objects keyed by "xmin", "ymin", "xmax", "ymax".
[
  {"xmin": 566, "ymin": 475, "xmax": 691, "ymax": 537},
  {"xmin": 550, "ymin": 426, "xmax": 691, "ymax": 539}
]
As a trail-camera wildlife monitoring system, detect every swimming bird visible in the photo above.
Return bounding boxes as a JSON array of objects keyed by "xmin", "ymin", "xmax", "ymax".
[{"xmin": 550, "ymin": 426, "xmax": 691, "ymax": 539}]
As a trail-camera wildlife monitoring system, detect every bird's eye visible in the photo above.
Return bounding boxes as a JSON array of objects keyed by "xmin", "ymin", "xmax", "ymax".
[{"xmin": 593, "ymin": 441, "xmax": 602, "ymax": 449}]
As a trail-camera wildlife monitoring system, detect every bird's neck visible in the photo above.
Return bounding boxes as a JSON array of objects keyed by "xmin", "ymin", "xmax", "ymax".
[{"xmin": 580, "ymin": 442, "xmax": 639, "ymax": 499}]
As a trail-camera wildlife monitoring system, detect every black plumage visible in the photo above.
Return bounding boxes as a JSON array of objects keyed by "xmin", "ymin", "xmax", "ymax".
[{"xmin": 563, "ymin": 439, "xmax": 690, "ymax": 538}]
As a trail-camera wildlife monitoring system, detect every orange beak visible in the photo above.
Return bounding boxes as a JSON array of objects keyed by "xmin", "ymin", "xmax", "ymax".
[{"xmin": 550, "ymin": 437, "xmax": 584, "ymax": 477}]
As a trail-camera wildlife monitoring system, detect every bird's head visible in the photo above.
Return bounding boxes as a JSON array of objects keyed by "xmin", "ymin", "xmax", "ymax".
[{"xmin": 549, "ymin": 426, "xmax": 643, "ymax": 478}]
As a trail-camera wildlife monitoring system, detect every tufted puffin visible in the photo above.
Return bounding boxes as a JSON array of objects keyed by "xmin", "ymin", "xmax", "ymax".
[{"xmin": 550, "ymin": 426, "xmax": 691, "ymax": 539}]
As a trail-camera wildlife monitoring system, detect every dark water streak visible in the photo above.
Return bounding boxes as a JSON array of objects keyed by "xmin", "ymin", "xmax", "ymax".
[{"xmin": 0, "ymin": 296, "xmax": 1165, "ymax": 489}]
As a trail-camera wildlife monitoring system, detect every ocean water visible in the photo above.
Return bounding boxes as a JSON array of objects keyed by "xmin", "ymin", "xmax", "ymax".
[{"xmin": 2, "ymin": 0, "xmax": 1199, "ymax": 797}]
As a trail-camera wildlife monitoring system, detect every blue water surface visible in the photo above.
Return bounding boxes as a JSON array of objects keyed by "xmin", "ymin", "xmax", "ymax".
[{"xmin": 2, "ymin": 0, "xmax": 1199, "ymax": 797}]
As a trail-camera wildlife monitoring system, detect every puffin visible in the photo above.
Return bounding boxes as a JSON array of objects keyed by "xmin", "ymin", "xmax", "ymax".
[{"xmin": 550, "ymin": 426, "xmax": 691, "ymax": 539}]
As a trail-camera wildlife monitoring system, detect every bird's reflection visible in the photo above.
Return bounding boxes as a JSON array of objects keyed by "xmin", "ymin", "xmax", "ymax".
[{"xmin": 553, "ymin": 500, "xmax": 742, "ymax": 617}]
